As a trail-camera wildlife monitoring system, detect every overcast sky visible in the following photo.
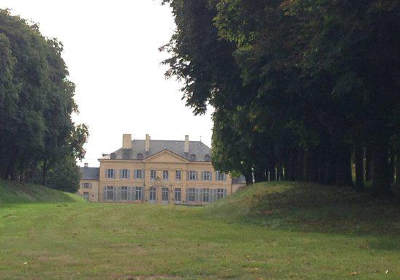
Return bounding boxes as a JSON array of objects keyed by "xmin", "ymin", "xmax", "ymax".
[{"xmin": 1, "ymin": 0, "xmax": 213, "ymax": 167}]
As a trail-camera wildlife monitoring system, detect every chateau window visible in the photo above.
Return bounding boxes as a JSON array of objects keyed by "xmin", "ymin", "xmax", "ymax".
[
  {"xmin": 175, "ymin": 170, "xmax": 181, "ymax": 181},
  {"xmin": 187, "ymin": 188, "xmax": 196, "ymax": 202},
  {"xmin": 83, "ymin": 192, "xmax": 89, "ymax": 200},
  {"xmin": 150, "ymin": 170, "xmax": 157, "ymax": 180},
  {"xmin": 137, "ymin": 153, "xmax": 144, "ymax": 160},
  {"xmin": 175, "ymin": 188, "xmax": 181, "ymax": 203},
  {"xmin": 134, "ymin": 169, "xmax": 143, "ymax": 179},
  {"xmin": 202, "ymin": 171, "xmax": 212, "ymax": 181},
  {"xmin": 106, "ymin": 169, "xmax": 116, "ymax": 179},
  {"xmin": 121, "ymin": 186, "xmax": 128, "ymax": 200},
  {"xmin": 216, "ymin": 171, "xmax": 226, "ymax": 181},
  {"xmin": 122, "ymin": 151, "xmax": 130, "ymax": 159},
  {"xmin": 149, "ymin": 187, "xmax": 156, "ymax": 201},
  {"xmin": 203, "ymin": 189, "xmax": 210, "ymax": 202},
  {"xmin": 82, "ymin": 183, "xmax": 91, "ymax": 189},
  {"xmin": 162, "ymin": 188, "xmax": 169, "ymax": 202},
  {"xmin": 190, "ymin": 154, "xmax": 197, "ymax": 161},
  {"xmin": 204, "ymin": 154, "xmax": 211, "ymax": 161},
  {"xmin": 217, "ymin": 189, "xmax": 225, "ymax": 200},
  {"xmin": 189, "ymin": 171, "xmax": 198, "ymax": 181},
  {"xmin": 163, "ymin": 170, "xmax": 169, "ymax": 181},
  {"xmin": 106, "ymin": 186, "xmax": 114, "ymax": 200},
  {"xmin": 120, "ymin": 169, "xmax": 130, "ymax": 179},
  {"xmin": 135, "ymin": 187, "xmax": 143, "ymax": 201}
]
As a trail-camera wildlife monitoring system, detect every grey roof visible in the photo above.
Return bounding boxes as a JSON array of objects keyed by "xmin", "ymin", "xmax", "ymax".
[
  {"xmin": 108, "ymin": 140, "xmax": 212, "ymax": 162},
  {"xmin": 80, "ymin": 167, "xmax": 100, "ymax": 180},
  {"xmin": 232, "ymin": 175, "xmax": 246, "ymax": 184}
]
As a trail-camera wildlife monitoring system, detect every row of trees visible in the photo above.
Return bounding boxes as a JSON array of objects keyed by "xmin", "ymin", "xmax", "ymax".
[
  {"xmin": 161, "ymin": 0, "xmax": 400, "ymax": 195},
  {"xmin": 0, "ymin": 9, "xmax": 87, "ymax": 188}
]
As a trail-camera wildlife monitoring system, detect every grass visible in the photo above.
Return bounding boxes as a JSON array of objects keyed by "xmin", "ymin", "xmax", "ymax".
[
  {"xmin": 0, "ymin": 182, "xmax": 399, "ymax": 279},
  {"xmin": 0, "ymin": 180, "xmax": 84, "ymax": 203}
]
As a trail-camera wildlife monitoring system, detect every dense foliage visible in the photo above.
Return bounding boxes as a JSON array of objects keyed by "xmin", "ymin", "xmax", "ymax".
[
  {"xmin": 161, "ymin": 0, "xmax": 400, "ymax": 195},
  {"xmin": 0, "ymin": 10, "xmax": 88, "ymax": 187}
]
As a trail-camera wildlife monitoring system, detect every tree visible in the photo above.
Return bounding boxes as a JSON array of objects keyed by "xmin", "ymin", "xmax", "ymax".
[{"xmin": 0, "ymin": 9, "xmax": 88, "ymax": 185}]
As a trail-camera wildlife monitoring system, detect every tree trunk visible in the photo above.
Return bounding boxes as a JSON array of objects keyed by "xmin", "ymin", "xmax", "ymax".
[
  {"xmin": 269, "ymin": 164, "xmax": 276, "ymax": 181},
  {"xmin": 365, "ymin": 147, "xmax": 372, "ymax": 181},
  {"xmin": 335, "ymin": 144, "xmax": 353, "ymax": 186},
  {"xmin": 371, "ymin": 141, "xmax": 391, "ymax": 196},
  {"xmin": 355, "ymin": 145, "xmax": 364, "ymax": 191},
  {"xmin": 277, "ymin": 164, "xmax": 283, "ymax": 181}
]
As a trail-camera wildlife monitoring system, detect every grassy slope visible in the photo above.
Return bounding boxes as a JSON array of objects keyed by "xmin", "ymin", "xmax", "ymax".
[
  {"xmin": 0, "ymin": 180, "xmax": 84, "ymax": 203},
  {"xmin": 206, "ymin": 181, "xmax": 400, "ymax": 235},
  {"xmin": 0, "ymin": 182, "xmax": 399, "ymax": 280}
]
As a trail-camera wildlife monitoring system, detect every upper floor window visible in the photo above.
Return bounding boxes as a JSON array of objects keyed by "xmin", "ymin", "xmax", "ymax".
[
  {"xmin": 216, "ymin": 171, "xmax": 226, "ymax": 181},
  {"xmin": 82, "ymin": 182, "xmax": 91, "ymax": 189},
  {"xmin": 106, "ymin": 169, "xmax": 116, "ymax": 179},
  {"xmin": 175, "ymin": 170, "xmax": 182, "ymax": 181},
  {"xmin": 189, "ymin": 171, "xmax": 198, "ymax": 181},
  {"xmin": 120, "ymin": 169, "xmax": 130, "ymax": 179},
  {"xmin": 137, "ymin": 153, "xmax": 144, "ymax": 160},
  {"xmin": 163, "ymin": 170, "xmax": 169, "ymax": 181},
  {"xmin": 204, "ymin": 154, "xmax": 211, "ymax": 161},
  {"xmin": 190, "ymin": 154, "xmax": 197, "ymax": 161},
  {"xmin": 134, "ymin": 169, "xmax": 143, "ymax": 179},
  {"xmin": 202, "ymin": 171, "xmax": 212, "ymax": 181},
  {"xmin": 150, "ymin": 170, "xmax": 157, "ymax": 180}
]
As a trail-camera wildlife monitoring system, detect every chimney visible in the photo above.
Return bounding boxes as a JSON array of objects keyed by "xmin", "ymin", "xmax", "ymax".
[
  {"xmin": 145, "ymin": 134, "xmax": 150, "ymax": 152},
  {"xmin": 184, "ymin": 135, "xmax": 189, "ymax": 153},
  {"xmin": 84, "ymin": 163, "xmax": 89, "ymax": 168},
  {"xmin": 122, "ymin": 134, "xmax": 132, "ymax": 149}
]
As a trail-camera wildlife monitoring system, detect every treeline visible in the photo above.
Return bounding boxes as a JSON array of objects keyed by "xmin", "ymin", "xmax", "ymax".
[
  {"xmin": 0, "ymin": 10, "xmax": 88, "ymax": 187},
  {"xmin": 161, "ymin": 0, "xmax": 400, "ymax": 195}
]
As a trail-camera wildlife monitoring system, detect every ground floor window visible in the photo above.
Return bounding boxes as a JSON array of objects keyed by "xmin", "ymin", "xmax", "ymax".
[
  {"xmin": 135, "ymin": 187, "xmax": 143, "ymax": 201},
  {"xmin": 187, "ymin": 188, "xmax": 196, "ymax": 202},
  {"xmin": 106, "ymin": 186, "xmax": 114, "ymax": 201},
  {"xmin": 121, "ymin": 186, "xmax": 128, "ymax": 200},
  {"xmin": 162, "ymin": 187, "xmax": 169, "ymax": 202},
  {"xmin": 150, "ymin": 187, "xmax": 156, "ymax": 201},
  {"xmin": 83, "ymin": 192, "xmax": 89, "ymax": 200},
  {"xmin": 175, "ymin": 188, "xmax": 181, "ymax": 203},
  {"xmin": 217, "ymin": 189, "xmax": 225, "ymax": 200},
  {"xmin": 203, "ymin": 189, "xmax": 210, "ymax": 202}
]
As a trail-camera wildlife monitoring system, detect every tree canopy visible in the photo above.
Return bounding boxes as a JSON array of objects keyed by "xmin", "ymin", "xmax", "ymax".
[
  {"xmin": 161, "ymin": 0, "xmax": 400, "ymax": 195},
  {"xmin": 0, "ymin": 9, "xmax": 88, "ymax": 188}
]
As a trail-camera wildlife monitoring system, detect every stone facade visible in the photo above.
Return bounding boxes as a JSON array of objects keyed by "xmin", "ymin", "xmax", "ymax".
[{"xmin": 78, "ymin": 134, "xmax": 246, "ymax": 205}]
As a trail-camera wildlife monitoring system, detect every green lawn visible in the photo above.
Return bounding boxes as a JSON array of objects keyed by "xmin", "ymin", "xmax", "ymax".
[{"xmin": 0, "ymin": 182, "xmax": 399, "ymax": 279}]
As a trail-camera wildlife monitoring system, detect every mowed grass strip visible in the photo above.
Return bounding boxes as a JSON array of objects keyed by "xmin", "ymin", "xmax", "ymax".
[{"xmin": 0, "ymin": 182, "xmax": 399, "ymax": 279}]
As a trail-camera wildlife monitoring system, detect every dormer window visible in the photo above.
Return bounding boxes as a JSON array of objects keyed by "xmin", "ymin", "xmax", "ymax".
[
  {"xmin": 137, "ymin": 153, "xmax": 144, "ymax": 160},
  {"xmin": 110, "ymin": 153, "xmax": 116, "ymax": 160},
  {"xmin": 190, "ymin": 154, "xmax": 197, "ymax": 161},
  {"xmin": 122, "ymin": 151, "xmax": 130, "ymax": 159},
  {"xmin": 204, "ymin": 154, "xmax": 211, "ymax": 161}
]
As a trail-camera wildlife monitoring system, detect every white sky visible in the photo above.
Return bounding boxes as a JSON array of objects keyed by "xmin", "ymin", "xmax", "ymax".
[{"xmin": 1, "ymin": 0, "xmax": 213, "ymax": 167}]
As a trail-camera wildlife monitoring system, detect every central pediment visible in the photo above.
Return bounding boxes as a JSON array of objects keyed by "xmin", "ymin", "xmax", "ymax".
[{"xmin": 143, "ymin": 150, "xmax": 189, "ymax": 163}]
